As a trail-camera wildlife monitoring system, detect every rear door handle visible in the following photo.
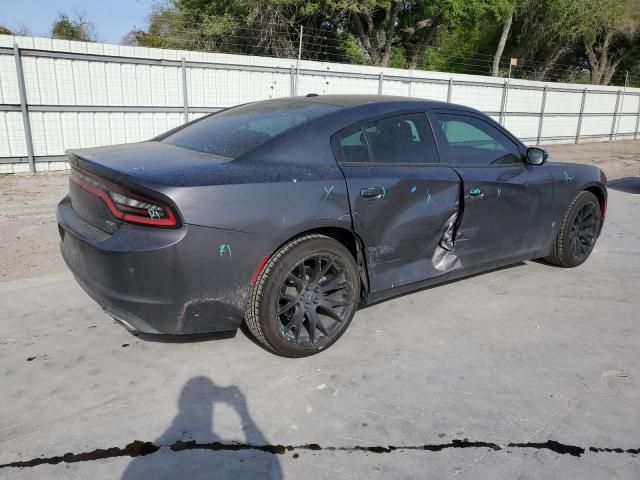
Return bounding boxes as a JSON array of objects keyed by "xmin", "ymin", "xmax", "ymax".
[
  {"xmin": 469, "ymin": 187, "xmax": 484, "ymax": 197},
  {"xmin": 360, "ymin": 186, "xmax": 385, "ymax": 199}
]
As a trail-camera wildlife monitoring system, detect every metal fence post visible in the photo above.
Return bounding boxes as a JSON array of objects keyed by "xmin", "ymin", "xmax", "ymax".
[
  {"xmin": 537, "ymin": 85, "xmax": 548, "ymax": 145},
  {"xmin": 635, "ymin": 94, "xmax": 640, "ymax": 140},
  {"xmin": 499, "ymin": 80, "xmax": 509, "ymax": 126},
  {"xmin": 609, "ymin": 90, "xmax": 621, "ymax": 141},
  {"xmin": 180, "ymin": 57, "xmax": 189, "ymax": 123},
  {"xmin": 378, "ymin": 72, "xmax": 384, "ymax": 95},
  {"xmin": 13, "ymin": 44, "xmax": 35, "ymax": 173},
  {"xmin": 447, "ymin": 78, "xmax": 453, "ymax": 103},
  {"xmin": 575, "ymin": 88, "xmax": 587, "ymax": 144},
  {"xmin": 290, "ymin": 66, "xmax": 295, "ymax": 96}
]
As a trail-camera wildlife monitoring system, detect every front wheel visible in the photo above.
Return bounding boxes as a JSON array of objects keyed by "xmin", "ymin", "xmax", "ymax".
[
  {"xmin": 245, "ymin": 234, "xmax": 360, "ymax": 357},
  {"xmin": 545, "ymin": 191, "xmax": 602, "ymax": 268}
]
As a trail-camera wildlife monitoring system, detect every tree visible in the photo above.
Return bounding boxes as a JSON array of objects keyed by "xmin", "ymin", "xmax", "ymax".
[
  {"xmin": 492, "ymin": 8, "xmax": 513, "ymax": 76},
  {"xmin": 51, "ymin": 12, "xmax": 97, "ymax": 42},
  {"xmin": 581, "ymin": 0, "xmax": 640, "ymax": 85},
  {"xmin": 124, "ymin": 0, "xmax": 340, "ymax": 60},
  {"xmin": 400, "ymin": 0, "xmax": 510, "ymax": 71}
]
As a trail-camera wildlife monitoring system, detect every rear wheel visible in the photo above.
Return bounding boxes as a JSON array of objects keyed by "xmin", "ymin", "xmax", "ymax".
[
  {"xmin": 545, "ymin": 191, "xmax": 601, "ymax": 268},
  {"xmin": 245, "ymin": 234, "xmax": 360, "ymax": 357}
]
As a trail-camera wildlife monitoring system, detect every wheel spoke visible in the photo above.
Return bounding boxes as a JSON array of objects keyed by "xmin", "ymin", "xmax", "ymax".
[
  {"xmin": 287, "ymin": 271, "xmax": 304, "ymax": 289},
  {"xmin": 319, "ymin": 259, "xmax": 334, "ymax": 279},
  {"xmin": 317, "ymin": 303, "xmax": 345, "ymax": 323},
  {"xmin": 310, "ymin": 309, "xmax": 329, "ymax": 337},
  {"xmin": 319, "ymin": 278, "xmax": 350, "ymax": 293},
  {"xmin": 277, "ymin": 293, "xmax": 298, "ymax": 315},
  {"xmin": 307, "ymin": 311, "xmax": 317, "ymax": 345},
  {"xmin": 284, "ymin": 309, "xmax": 304, "ymax": 335}
]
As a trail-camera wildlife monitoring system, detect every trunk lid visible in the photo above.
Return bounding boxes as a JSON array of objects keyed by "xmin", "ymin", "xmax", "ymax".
[{"xmin": 66, "ymin": 142, "xmax": 227, "ymax": 233}]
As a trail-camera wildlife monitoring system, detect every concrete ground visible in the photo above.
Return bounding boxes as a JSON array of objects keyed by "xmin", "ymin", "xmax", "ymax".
[{"xmin": 1, "ymin": 142, "xmax": 639, "ymax": 479}]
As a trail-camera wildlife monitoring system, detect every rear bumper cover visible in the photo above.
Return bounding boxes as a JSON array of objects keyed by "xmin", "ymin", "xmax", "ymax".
[{"xmin": 57, "ymin": 196, "xmax": 275, "ymax": 334}]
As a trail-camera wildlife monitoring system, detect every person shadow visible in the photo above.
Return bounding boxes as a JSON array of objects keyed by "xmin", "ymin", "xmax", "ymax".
[{"xmin": 121, "ymin": 376, "xmax": 283, "ymax": 480}]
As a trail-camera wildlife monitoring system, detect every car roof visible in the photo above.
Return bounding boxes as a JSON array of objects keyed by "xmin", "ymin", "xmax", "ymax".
[
  {"xmin": 302, "ymin": 94, "xmax": 444, "ymax": 107},
  {"xmin": 288, "ymin": 94, "xmax": 476, "ymax": 114}
]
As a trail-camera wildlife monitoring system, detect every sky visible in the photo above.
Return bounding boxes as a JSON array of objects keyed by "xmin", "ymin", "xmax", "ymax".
[{"xmin": 0, "ymin": 0, "xmax": 158, "ymax": 44}]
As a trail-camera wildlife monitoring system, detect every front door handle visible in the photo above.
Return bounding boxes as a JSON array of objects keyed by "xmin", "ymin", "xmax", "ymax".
[{"xmin": 360, "ymin": 186, "xmax": 384, "ymax": 199}]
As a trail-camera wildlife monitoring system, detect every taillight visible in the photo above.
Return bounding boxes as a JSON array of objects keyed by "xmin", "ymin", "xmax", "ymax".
[{"xmin": 70, "ymin": 169, "xmax": 178, "ymax": 227}]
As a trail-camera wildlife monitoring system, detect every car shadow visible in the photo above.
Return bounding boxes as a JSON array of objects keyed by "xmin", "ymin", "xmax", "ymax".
[
  {"xmin": 608, "ymin": 177, "xmax": 640, "ymax": 195},
  {"xmin": 120, "ymin": 376, "xmax": 283, "ymax": 480}
]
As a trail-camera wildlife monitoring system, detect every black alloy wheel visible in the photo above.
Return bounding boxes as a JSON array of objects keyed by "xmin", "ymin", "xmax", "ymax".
[
  {"xmin": 245, "ymin": 234, "xmax": 360, "ymax": 357},
  {"xmin": 546, "ymin": 191, "xmax": 602, "ymax": 268},
  {"xmin": 277, "ymin": 255, "xmax": 354, "ymax": 347},
  {"xmin": 568, "ymin": 202, "xmax": 599, "ymax": 261}
]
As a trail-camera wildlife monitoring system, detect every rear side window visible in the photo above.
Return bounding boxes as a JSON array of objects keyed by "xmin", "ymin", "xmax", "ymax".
[
  {"xmin": 161, "ymin": 100, "xmax": 339, "ymax": 158},
  {"xmin": 336, "ymin": 113, "xmax": 437, "ymax": 164},
  {"xmin": 365, "ymin": 114, "xmax": 436, "ymax": 164},
  {"xmin": 337, "ymin": 129, "xmax": 371, "ymax": 163},
  {"xmin": 434, "ymin": 113, "xmax": 522, "ymax": 165}
]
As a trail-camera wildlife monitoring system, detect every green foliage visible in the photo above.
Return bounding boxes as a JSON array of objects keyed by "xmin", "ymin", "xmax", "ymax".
[
  {"xmin": 51, "ymin": 13, "xmax": 95, "ymax": 42},
  {"xmin": 118, "ymin": 0, "xmax": 640, "ymax": 85},
  {"xmin": 422, "ymin": 21, "xmax": 500, "ymax": 74}
]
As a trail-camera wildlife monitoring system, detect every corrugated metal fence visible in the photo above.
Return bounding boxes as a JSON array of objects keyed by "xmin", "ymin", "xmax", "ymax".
[{"xmin": 1, "ymin": 34, "xmax": 639, "ymax": 173}]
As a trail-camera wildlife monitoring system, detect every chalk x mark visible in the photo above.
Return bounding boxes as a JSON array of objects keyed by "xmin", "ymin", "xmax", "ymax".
[
  {"xmin": 323, "ymin": 185, "xmax": 334, "ymax": 201},
  {"xmin": 218, "ymin": 244, "xmax": 232, "ymax": 258}
]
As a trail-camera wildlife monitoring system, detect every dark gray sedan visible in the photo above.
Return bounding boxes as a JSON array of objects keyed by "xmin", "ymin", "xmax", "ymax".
[{"xmin": 57, "ymin": 95, "xmax": 607, "ymax": 356}]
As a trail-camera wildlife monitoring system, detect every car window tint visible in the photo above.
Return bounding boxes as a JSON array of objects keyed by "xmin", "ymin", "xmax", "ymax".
[
  {"xmin": 161, "ymin": 100, "xmax": 339, "ymax": 158},
  {"xmin": 364, "ymin": 114, "xmax": 436, "ymax": 164},
  {"xmin": 337, "ymin": 128, "xmax": 371, "ymax": 163},
  {"xmin": 434, "ymin": 113, "xmax": 522, "ymax": 165}
]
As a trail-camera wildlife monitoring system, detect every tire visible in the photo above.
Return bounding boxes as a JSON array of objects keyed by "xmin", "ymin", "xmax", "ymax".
[
  {"xmin": 545, "ymin": 191, "xmax": 602, "ymax": 268},
  {"xmin": 245, "ymin": 234, "xmax": 361, "ymax": 357}
]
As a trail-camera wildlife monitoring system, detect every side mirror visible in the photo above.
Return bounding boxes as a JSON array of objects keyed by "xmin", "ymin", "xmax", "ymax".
[{"xmin": 526, "ymin": 147, "xmax": 548, "ymax": 165}]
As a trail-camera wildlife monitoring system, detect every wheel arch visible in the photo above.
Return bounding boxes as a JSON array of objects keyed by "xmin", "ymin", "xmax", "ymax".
[
  {"xmin": 583, "ymin": 183, "xmax": 607, "ymax": 218},
  {"xmin": 258, "ymin": 226, "xmax": 371, "ymax": 298}
]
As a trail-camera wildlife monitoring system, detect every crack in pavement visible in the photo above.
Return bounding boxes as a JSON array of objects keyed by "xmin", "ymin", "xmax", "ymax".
[{"xmin": 1, "ymin": 439, "xmax": 639, "ymax": 469}]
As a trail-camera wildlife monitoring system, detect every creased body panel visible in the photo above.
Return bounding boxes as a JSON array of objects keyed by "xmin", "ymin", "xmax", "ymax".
[
  {"xmin": 341, "ymin": 164, "xmax": 461, "ymax": 292},
  {"xmin": 452, "ymin": 164, "xmax": 555, "ymax": 267}
]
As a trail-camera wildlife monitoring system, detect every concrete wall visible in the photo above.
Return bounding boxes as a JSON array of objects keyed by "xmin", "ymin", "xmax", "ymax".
[{"xmin": 1, "ymin": 34, "xmax": 639, "ymax": 173}]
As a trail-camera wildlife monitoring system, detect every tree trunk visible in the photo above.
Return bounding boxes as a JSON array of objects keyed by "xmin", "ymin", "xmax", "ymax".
[
  {"xmin": 492, "ymin": 12, "xmax": 513, "ymax": 77},
  {"xmin": 535, "ymin": 46, "xmax": 568, "ymax": 81},
  {"xmin": 352, "ymin": 13, "xmax": 381, "ymax": 65},
  {"xmin": 403, "ymin": 22, "xmax": 441, "ymax": 70},
  {"xmin": 602, "ymin": 57, "xmax": 626, "ymax": 86}
]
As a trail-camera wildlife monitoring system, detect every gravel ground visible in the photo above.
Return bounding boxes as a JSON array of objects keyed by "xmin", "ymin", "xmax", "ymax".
[{"xmin": 1, "ymin": 139, "xmax": 639, "ymax": 283}]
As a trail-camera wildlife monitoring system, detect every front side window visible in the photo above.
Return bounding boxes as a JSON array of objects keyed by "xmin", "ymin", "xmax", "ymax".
[
  {"xmin": 434, "ymin": 113, "xmax": 522, "ymax": 165},
  {"xmin": 161, "ymin": 100, "xmax": 339, "ymax": 158}
]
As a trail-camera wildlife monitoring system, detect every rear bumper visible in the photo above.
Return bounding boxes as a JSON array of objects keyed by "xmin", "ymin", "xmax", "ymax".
[{"xmin": 57, "ymin": 196, "xmax": 275, "ymax": 335}]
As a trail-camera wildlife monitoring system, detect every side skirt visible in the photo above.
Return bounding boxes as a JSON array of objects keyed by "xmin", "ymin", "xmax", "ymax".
[{"xmin": 361, "ymin": 249, "xmax": 549, "ymax": 307}]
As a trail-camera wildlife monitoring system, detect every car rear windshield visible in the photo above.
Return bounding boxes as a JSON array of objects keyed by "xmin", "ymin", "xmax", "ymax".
[{"xmin": 160, "ymin": 100, "xmax": 340, "ymax": 158}]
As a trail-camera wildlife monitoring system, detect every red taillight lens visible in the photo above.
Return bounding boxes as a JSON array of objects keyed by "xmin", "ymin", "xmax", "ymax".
[{"xmin": 70, "ymin": 169, "xmax": 178, "ymax": 227}]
